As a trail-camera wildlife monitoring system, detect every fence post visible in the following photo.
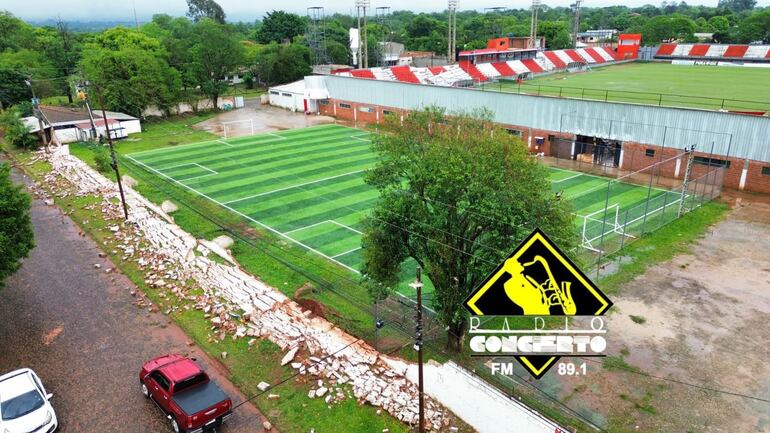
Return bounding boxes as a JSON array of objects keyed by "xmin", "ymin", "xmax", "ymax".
[
  {"xmin": 619, "ymin": 209, "xmax": 631, "ymax": 252},
  {"xmin": 678, "ymin": 146, "xmax": 696, "ymax": 218},
  {"xmin": 581, "ymin": 88, "xmax": 585, "ymax": 99},
  {"xmin": 658, "ymin": 93, "xmax": 663, "ymax": 106},
  {"xmin": 559, "ymin": 87, "xmax": 563, "ymax": 98},
  {"xmin": 605, "ymin": 90, "xmax": 609, "ymax": 102}
]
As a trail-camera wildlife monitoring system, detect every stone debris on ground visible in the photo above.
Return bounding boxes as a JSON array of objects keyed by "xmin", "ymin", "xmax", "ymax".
[{"xmin": 42, "ymin": 147, "xmax": 452, "ymax": 432}]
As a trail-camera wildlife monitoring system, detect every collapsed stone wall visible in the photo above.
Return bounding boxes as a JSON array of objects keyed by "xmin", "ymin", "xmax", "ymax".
[{"xmin": 44, "ymin": 147, "xmax": 451, "ymax": 431}]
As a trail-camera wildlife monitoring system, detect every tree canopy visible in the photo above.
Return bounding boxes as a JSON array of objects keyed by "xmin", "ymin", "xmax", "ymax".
[
  {"xmin": 186, "ymin": 0, "xmax": 226, "ymax": 24},
  {"xmin": 361, "ymin": 108, "xmax": 576, "ymax": 351},
  {"xmin": 0, "ymin": 162, "xmax": 34, "ymax": 290},
  {"xmin": 255, "ymin": 11, "xmax": 306, "ymax": 44}
]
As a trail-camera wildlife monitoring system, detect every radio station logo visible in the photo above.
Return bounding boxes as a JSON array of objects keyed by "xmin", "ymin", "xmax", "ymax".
[{"xmin": 464, "ymin": 228, "xmax": 613, "ymax": 379}]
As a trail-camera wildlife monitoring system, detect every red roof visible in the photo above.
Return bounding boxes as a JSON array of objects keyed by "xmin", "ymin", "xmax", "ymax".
[
  {"xmin": 350, "ymin": 69, "xmax": 376, "ymax": 79},
  {"xmin": 459, "ymin": 47, "xmax": 536, "ymax": 57}
]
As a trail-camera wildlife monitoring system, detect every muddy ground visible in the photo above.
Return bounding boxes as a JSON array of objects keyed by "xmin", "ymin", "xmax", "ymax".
[{"xmin": 550, "ymin": 195, "xmax": 770, "ymax": 433}]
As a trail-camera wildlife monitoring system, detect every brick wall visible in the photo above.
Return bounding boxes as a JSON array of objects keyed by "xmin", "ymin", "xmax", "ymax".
[{"xmin": 315, "ymin": 98, "xmax": 770, "ymax": 194}]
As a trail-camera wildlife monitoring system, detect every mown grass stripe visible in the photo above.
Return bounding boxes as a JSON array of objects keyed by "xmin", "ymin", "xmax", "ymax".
[
  {"xmin": 137, "ymin": 129, "xmax": 365, "ymax": 166},
  {"xmin": 235, "ymin": 182, "xmax": 374, "ymax": 219},
  {"xmin": 187, "ymin": 140, "xmax": 372, "ymax": 188},
  {"xmin": 267, "ymin": 196, "xmax": 379, "ymax": 233},
  {"xmin": 203, "ymin": 156, "xmax": 377, "ymax": 202}
]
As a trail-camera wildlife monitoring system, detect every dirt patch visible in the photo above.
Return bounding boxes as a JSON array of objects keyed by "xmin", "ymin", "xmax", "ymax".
[
  {"xmin": 554, "ymin": 199, "xmax": 770, "ymax": 433},
  {"xmin": 41, "ymin": 326, "xmax": 63, "ymax": 345}
]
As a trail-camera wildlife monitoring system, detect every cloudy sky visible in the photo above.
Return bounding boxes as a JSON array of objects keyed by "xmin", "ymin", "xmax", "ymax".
[{"xmin": 7, "ymin": 0, "xmax": 763, "ymax": 22}]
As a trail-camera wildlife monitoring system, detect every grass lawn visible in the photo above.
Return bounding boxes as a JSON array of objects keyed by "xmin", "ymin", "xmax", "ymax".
[{"xmin": 484, "ymin": 62, "xmax": 770, "ymax": 112}]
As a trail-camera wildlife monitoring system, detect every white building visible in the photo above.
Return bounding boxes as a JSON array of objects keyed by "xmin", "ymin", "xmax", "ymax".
[{"xmin": 27, "ymin": 105, "xmax": 141, "ymax": 144}]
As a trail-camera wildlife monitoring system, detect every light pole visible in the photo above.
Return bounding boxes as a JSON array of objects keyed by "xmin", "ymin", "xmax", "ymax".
[{"xmin": 410, "ymin": 267, "xmax": 425, "ymax": 433}]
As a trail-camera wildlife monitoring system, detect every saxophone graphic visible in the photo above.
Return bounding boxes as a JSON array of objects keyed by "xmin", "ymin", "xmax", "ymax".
[{"xmin": 502, "ymin": 255, "xmax": 577, "ymax": 315}]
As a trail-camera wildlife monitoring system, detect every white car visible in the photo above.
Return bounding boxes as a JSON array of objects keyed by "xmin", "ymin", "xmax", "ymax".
[{"xmin": 0, "ymin": 369, "xmax": 57, "ymax": 433}]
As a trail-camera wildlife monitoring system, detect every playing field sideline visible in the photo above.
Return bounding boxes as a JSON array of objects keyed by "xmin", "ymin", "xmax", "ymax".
[
  {"xmin": 125, "ymin": 124, "xmax": 680, "ymax": 287},
  {"xmin": 485, "ymin": 62, "xmax": 770, "ymax": 111}
]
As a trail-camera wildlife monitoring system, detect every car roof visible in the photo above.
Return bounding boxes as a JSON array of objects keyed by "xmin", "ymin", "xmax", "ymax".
[
  {"xmin": 158, "ymin": 358, "xmax": 203, "ymax": 383},
  {"xmin": 0, "ymin": 370, "xmax": 37, "ymax": 402}
]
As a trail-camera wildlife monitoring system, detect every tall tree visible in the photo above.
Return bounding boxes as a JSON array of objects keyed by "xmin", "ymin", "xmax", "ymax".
[
  {"xmin": 0, "ymin": 69, "xmax": 32, "ymax": 109},
  {"xmin": 361, "ymin": 108, "xmax": 576, "ymax": 351},
  {"xmin": 717, "ymin": 0, "xmax": 757, "ymax": 12},
  {"xmin": 254, "ymin": 11, "xmax": 306, "ymax": 44},
  {"xmin": 737, "ymin": 10, "xmax": 770, "ymax": 43},
  {"xmin": 188, "ymin": 19, "xmax": 244, "ymax": 109},
  {"xmin": 0, "ymin": 162, "xmax": 34, "ymax": 290},
  {"xmin": 186, "ymin": 0, "xmax": 226, "ymax": 24},
  {"xmin": 80, "ymin": 29, "xmax": 181, "ymax": 117}
]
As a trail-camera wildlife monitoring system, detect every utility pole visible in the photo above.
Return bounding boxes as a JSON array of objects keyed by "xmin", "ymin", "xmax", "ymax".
[
  {"xmin": 25, "ymin": 78, "xmax": 48, "ymax": 149},
  {"xmin": 447, "ymin": 0, "xmax": 459, "ymax": 63},
  {"xmin": 93, "ymin": 84, "xmax": 130, "ymax": 221},
  {"xmin": 132, "ymin": 0, "xmax": 139, "ymax": 29},
  {"xmin": 355, "ymin": 0, "xmax": 370, "ymax": 69},
  {"xmin": 484, "ymin": 7, "xmax": 506, "ymax": 39},
  {"xmin": 410, "ymin": 267, "xmax": 425, "ymax": 433},
  {"xmin": 571, "ymin": 0, "xmax": 583, "ymax": 49},
  {"xmin": 530, "ymin": 0, "xmax": 542, "ymax": 49},
  {"xmin": 76, "ymin": 79, "xmax": 99, "ymax": 141}
]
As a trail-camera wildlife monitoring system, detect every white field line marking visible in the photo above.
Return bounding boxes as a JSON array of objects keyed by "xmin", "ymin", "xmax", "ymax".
[
  {"xmin": 125, "ymin": 155, "xmax": 361, "ymax": 274},
  {"xmin": 217, "ymin": 139, "xmax": 235, "ymax": 147},
  {"xmin": 267, "ymin": 132, "xmax": 287, "ymax": 140},
  {"xmin": 332, "ymin": 247, "xmax": 362, "ymax": 259},
  {"xmin": 222, "ymin": 169, "xmax": 367, "ymax": 205},
  {"xmin": 552, "ymin": 173, "xmax": 583, "ymax": 183},
  {"xmin": 285, "ymin": 219, "xmax": 362, "ymax": 237},
  {"xmin": 158, "ymin": 163, "xmax": 218, "ymax": 175},
  {"xmin": 284, "ymin": 220, "xmax": 332, "ymax": 235},
  {"xmin": 329, "ymin": 220, "xmax": 363, "ymax": 235}
]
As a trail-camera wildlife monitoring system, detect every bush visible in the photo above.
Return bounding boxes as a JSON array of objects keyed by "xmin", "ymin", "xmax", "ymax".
[
  {"xmin": 0, "ymin": 109, "xmax": 38, "ymax": 150},
  {"xmin": 93, "ymin": 145, "xmax": 112, "ymax": 174},
  {"xmin": 0, "ymin": 163, "xmax": 35, "ymax": 290}
]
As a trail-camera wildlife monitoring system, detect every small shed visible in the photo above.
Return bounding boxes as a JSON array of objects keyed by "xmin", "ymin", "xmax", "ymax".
[{"xmin": 268, "ymin": 80, "xmax": 315, "ymax": 113}]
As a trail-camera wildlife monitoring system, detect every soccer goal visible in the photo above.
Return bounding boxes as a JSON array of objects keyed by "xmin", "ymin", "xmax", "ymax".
[
  {"xmin": 580, "ymin": 204, "xmax": 635, "ymax": 253},
  {"xmin": 221, "ymin": 119, "xmax": 255, "ymax": 138}
]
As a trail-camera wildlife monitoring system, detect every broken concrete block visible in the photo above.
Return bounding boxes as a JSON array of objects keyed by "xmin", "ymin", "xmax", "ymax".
[
  {"xmin": 161, "ymin": 200, "xmax": 178, "ymax": 214},
  {"xmin": 281, "ymin": 347, "xmax": 299, "ymax": 366},
  {"xmin": 257, "ymin": 382, "xmax": 270, "ymax": 391}
]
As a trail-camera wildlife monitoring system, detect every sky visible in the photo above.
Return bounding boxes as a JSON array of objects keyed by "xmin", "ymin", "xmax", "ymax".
[{"xmin": 6, "ymin": 0, "xmax": 766, "ymax": 22}]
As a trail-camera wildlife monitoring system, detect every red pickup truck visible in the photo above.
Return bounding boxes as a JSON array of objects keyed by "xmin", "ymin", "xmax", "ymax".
[{"xmin": 140, "ymin": 355, "xmax": 233, "ymax": 433}]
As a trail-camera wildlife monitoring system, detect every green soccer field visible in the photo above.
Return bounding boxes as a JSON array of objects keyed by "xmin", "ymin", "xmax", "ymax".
[
  {"xmin": 125, "ymin": 124, "xmax": 682, "ymax": 292},
  {"xmin": 484, "ymin": 62, "xmax": 770, "ymax": 112}
]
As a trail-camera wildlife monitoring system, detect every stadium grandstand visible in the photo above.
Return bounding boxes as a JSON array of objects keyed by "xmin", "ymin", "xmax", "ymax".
[
  {"xmin": 654, "ymin": 43, "xmax": 770, "ymax": 63},
  {"xmin": 336, "ymin": 46, "xmax": 622, "ymax": 87}
]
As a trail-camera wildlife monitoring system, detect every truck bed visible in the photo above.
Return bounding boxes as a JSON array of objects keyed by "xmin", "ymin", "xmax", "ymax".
[{"xmin": 171, "ymin": 380, "xmax": 228, "ymax": 416}]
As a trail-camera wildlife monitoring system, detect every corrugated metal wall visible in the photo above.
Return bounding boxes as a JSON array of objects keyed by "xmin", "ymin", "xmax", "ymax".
[{"xmin": 319, "ymin": 75, "xmax": 770, "ymax": 162}]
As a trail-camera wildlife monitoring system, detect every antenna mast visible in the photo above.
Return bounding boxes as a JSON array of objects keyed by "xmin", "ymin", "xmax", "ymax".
[
  {"xmin": 376, "ymin": 6, "xmax": 391, "ymax": 67},
  {"xmin": 307, "ymin": 7, "xmax": 329, "ymax": 66}
]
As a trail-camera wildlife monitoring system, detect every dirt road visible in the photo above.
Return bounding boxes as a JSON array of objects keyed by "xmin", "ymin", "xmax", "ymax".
[{"xmin": 0, "ymin": 165, "xmax": 268, "ymax": 433}]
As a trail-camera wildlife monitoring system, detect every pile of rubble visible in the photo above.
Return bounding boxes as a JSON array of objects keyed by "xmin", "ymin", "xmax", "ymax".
[{"xmin": 44, "ymin": 147, "xmax": 451, "ymax": 431}]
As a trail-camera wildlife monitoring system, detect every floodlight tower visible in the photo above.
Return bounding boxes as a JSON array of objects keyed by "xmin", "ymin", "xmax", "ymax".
[
  {"xmin": 529, "ymin": 0, "xmax": 542, "ymax": 49},
  {"xmin": 447, "ymin": 0, "xmax": 459, "ymax": 63},
  {"xmin": 376, "ymin": 6, "xmax": 391, "ymax": 67},
  {"xmin": 355, "ymin": 0, "xmax": 371, "ymax": 69},
  {"xmin": 307, "ymin": 7, "xmax": 329, "ymax": 66},
  {"xmin": 571, "ymin": 0, "xmax": 583, "ymax": 48}
]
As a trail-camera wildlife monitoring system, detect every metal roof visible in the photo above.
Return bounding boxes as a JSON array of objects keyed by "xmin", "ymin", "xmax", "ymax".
[{"xmin": 315, "ymin": 75, "xmax": 770, "ymax": 162}]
